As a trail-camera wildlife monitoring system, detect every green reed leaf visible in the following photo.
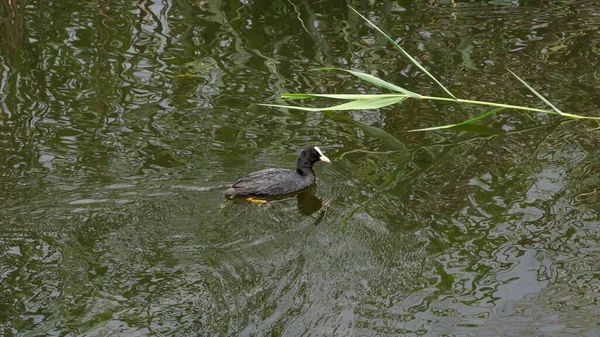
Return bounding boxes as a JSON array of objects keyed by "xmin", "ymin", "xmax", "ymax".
[
  {"xmin": 408, "ymin": 107, "xmax": 505, "ymax": 132},
  {"xmin": 315, "ymin": 68, "xmax": 421, "ymax": 98},
  {"xmin": 261, "ymin": 96, "xmax": 406, "ymax": 112},
  {"xmin": 282, "ymin": 93, "xmax": 409, "ymax": 100}
]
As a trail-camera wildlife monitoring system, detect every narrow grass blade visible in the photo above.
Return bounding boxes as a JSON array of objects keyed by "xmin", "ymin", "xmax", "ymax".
[
  {"xmin": 559, "ymin": 112, "xmax": 600, "ymax": 120},
  {"xmin": 261, "ymin": 96, "xmax": 406, "ymax": 112},
  {"xmin": 348, "ymin": 6, "xmax": 457, "ymax": 100},
  {"xmin": 507, "ymin": 69, "xmax": 564, "ymax": 116},
  {"xmin": 322, "ymin": 111, "xmax": 405, "ymax": 150},
  {"xmin": 408, "ymin": 107, "xmax": 505, "ymax": 132},
  {"xmin": 282, "ymin": 93, "xmax": 409, "ymax": 100},
  {"xmin": 316, "ymin": 67, "xmax": 421, "ymax": 98}
]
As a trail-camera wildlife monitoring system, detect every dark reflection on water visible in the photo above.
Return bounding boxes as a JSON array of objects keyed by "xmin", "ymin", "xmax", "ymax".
[
  {"xmin": 227, "ymin": 184, "xmax": 329, "ymax": 217},
  {"xmin": 2, "ymin": 0, "xmax": 600, "ymax": 336},
  {"xmin": 295, "ymin": 186, "xmax": 331, "ymax": 219}
]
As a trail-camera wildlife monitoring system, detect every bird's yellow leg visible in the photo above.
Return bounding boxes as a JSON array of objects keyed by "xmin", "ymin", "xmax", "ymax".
[{"xmin": 246, "ymin": 197, "xmax": 267, "ymax": 204}]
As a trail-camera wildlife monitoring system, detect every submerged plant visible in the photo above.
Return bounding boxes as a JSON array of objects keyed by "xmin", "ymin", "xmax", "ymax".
[{"xmin": 262, "ymin": 6, "xmax": 599, "ymax": 132}]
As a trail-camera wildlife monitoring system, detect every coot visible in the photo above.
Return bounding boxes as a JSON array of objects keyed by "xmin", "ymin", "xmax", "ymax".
[{"xmin": 224, "ymin": 146, "xmax": 330, "ymax": 197}]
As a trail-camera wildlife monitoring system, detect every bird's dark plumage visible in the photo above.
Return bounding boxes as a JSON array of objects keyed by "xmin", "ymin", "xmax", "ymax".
[{"xmin": 224, "ymin": 146, "xmax": 330, "ymax": 197}]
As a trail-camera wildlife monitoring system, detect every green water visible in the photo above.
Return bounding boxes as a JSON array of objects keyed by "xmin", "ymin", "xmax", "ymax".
[{"xmin": 1, "ymin": 0, "xmax": 600, "ymax": 336}]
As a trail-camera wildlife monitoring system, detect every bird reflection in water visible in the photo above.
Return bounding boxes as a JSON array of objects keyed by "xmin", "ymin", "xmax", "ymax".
[
  {"xmin": 296, "ymin": 185, "xmax": 332, "ymax": 225},
  {"xmin": 228, "ymin": 185, "xmax": 331, "ymax": 224}
]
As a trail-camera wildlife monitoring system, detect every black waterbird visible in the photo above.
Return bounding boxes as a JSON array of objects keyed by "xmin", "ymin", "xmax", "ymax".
[{"xmin": 224, "ymin": 146, "xmax": 330, "ymax": 197}]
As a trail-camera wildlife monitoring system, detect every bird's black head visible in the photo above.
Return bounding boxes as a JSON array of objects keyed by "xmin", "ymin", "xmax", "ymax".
[{"xmin": 297, "ymin": 146, "xmax": 331, "ymax": 171}]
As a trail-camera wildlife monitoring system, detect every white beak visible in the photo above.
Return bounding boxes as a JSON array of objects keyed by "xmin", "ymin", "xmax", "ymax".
[{"xmin": 313, "ymin": 146, "xmax": 330, "ymax": 163}]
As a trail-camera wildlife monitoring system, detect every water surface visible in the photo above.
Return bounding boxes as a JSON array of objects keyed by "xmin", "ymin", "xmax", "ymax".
[{"xmin": 1, "ymin": 0, "xmax": 600, "ymax": 336}]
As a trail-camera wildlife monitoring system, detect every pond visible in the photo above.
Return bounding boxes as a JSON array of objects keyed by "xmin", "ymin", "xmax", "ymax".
[{"xmin": 1, "ymin": 0, "xmax": 600, "ymax": 336}]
